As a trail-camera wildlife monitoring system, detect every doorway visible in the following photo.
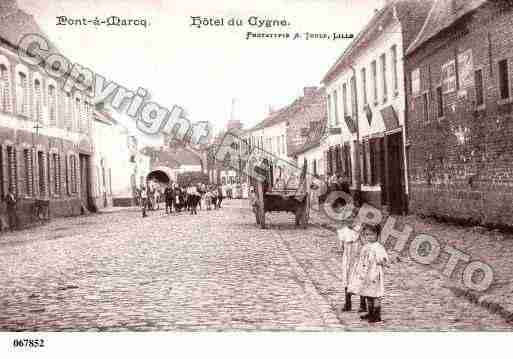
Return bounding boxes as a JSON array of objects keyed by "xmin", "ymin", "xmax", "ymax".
[
  {"xmin": 79, "ymin": 153, "xmax": 95, "ymax": 212},
  {"xmin": 386, "ymin": 131, "xmax": 406, "ymax": 215}
]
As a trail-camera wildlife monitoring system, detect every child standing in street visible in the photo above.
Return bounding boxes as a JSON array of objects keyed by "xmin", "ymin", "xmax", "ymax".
[
  {"xmin": 338, "ymin": 224, "xmax": 366, "ymax": 313},
  {"xmin": 348, "ymin": 223, "xmax": 389, "ymax": 323}
]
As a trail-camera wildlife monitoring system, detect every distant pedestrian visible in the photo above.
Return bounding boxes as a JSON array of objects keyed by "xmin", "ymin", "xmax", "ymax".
[
  {"xmin": 338, "ymin": 224, "xmax": 366, "ymax": 313},
  {"xmin": 164, "ymin": 184, "xmax": 174, "ymax": 214},
  {"xmin": 217, "ymin": 185, "xmax": 223, "ymax": 209},
  {"xmin": 348, "ymin": 223, "xmax": 389, "ymax": 323},
  {"xmin": 140, "ymin": 186, "xmax": 148, "ymax": 217},
  {"xmin": 186, "ymin": 184, "xmax": 200, "ymax": 215},
  {"xmin": 4, "ymin": 187, "xmax": 18, "ymax": 231}
]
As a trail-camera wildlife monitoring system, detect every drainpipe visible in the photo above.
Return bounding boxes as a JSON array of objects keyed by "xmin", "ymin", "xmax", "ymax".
[{"xmin": 350, "ymin": 64, "xmax": 362, "ymax": 207}]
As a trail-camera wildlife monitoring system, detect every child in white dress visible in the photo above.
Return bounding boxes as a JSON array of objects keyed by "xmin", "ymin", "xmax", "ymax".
[
  {"xmin": 348, "ymin": 223, "xmax": 388, "ymax": 323},
  {"xmin": 338, "ymin": 224, "xmax": 366, "ymax": 313}
]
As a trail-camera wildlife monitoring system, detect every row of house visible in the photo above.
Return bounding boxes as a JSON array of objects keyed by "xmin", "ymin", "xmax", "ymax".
[
  {"xmin": 323, "ymin": 0, "xmax": 513, "ymax": 226},
  {"xmin": 0, "ymin": 0, "xmax": 151, "ymax": 230},
  {"xmin": 222, "ymin": 0, "xmax": 513, "ymax": 228}
]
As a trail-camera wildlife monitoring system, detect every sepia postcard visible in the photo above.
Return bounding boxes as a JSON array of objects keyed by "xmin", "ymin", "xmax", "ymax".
[{"xmin": 0, "ymin": 0, "xmax": 512, "ymax": 357}]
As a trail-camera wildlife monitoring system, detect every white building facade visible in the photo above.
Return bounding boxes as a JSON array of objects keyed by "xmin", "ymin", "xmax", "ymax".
[{"xmin": 321, "ymin": 1, "xmax": 433, "ymax": 214}]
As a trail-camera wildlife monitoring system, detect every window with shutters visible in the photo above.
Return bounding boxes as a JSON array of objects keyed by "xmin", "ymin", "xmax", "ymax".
[
  {"xmin": 0, "ymin": 63, "xmax": 11, "ymax": 113},
  {"xmin": 333, "ymin": 89, "xmax": 339, "ymax": 126},
  {"xmin": 23, "ymin": 148, "xmax": 33, "ymax": 197},
  {"xmin": 361, "ymin": 68, "xmax": 368, "ymax": 106},
  {"xmin": 48, "ymin": 84, "xmax": 57, "ymax": 126},
  {"xmin": 371, "ymin": 60, "xmax": 378, "ymax": 104},
  {"xmin": 350, "ymin": 76, "xmax": 358, "ymax": 120},
  {"xmin": 53, "ymin": 153, "xmax": 60, "ymax": 195},
  {"xmin": 17, "ymin": 71, "xmax": 28, "ymax": 116},
  {"xmin": 70, "ymin": 155, "xmax": 78, "ymax": 194},
  {"xmin": 380, "ymin": 53, "xmax": 388, "ymax": 102},
  {"xmin": 342, "ymin": 83, "xmax": 348, "ymax": 118},
  {"xmin": 47, "ymin": 152, "xmax": 52, "ymax": 196},
  {"xmin": 34, "ymin": 79, "xmax": 42, "ymax": 123},
  {"xmin": 441, "ymin": 60, "xmax": 457, "ymax": 94},
  {"xmin": 65, "ymin": 92, "xmax": 72, "ymax": 129},
  {"xmin": 6, "ymin": 145, "xmax": 17, "ymax": 194},
  {"xmin": 37, "ymin": 151, "xmax": 45, "ymax": 196},
  {"xmin": 474, "ymin": 69, "xmax": 484, "ymax": 107}
]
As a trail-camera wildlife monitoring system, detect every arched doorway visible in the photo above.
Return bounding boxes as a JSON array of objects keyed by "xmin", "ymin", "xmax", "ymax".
[{"xmin": 147, "ymin": 170, "xmax": 171, "ymax": 184}]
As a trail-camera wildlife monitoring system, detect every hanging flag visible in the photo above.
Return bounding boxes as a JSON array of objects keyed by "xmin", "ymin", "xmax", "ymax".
[
  {"xmin": 364, "ymin": 104, "xmax": 372, "ymax": 126},
  {"xmin": 344, "ymin": 115, "xmax": 356, "ymax": 133}
]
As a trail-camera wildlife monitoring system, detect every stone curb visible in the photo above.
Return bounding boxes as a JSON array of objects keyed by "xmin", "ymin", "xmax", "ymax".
[{"xmin": 448, "ymin": 285, "xmax": 513, "ymax": 324}]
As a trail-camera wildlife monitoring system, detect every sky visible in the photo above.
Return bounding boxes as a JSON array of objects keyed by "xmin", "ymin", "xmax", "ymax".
[{"xmin": 18, "ymin": 0, "xmax": 387, "ymax": 141}]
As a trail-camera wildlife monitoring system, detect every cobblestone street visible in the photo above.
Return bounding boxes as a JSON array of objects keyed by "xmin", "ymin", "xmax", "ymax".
[{"xmin": 0, "ymin": 200, "xmax": 511, "ymax": 331}]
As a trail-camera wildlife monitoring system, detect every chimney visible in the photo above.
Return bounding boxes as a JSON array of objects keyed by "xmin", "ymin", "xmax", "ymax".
[{"xmin": 303, "ymin": 86, "xmax": 318, "ymax": 97}]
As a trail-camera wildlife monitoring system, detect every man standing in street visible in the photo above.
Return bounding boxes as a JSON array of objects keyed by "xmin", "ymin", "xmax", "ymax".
[
  {"xmin": 217, "ymin": 185, "xmax": 223, "ymax": 209},
  {"xmin": 164, "ymin": 184, "xmax": 174, "ymax": 214},
  {"xmin": 140, "ymin": 186, "xmax": 148, "ymax": 218},
  {"xmin": 4, "ymin": 187, "xmax": 18, "ymax": 231}
]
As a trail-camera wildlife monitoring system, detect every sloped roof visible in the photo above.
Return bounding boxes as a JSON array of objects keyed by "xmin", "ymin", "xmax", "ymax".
[
  {"xmin": 250, "ymin": 105, "xmax": 293, "ymax": 131},
  {"xmin": 250, "ymin": 87, "xmax": 325, "ymax": 132},
  {"xmin": 0, "ymin": 1, "xmax": 60, "ymax": 54},
  {"xmin": 406, "ymin": 0, "xmax": 487, "ymax": 55},
  {"xmin": 323, "ymin": 0, "xmax": 434, "ymax": 84}
]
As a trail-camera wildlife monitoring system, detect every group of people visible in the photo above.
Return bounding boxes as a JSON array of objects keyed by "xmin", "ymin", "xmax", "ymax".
[
  {"xmin": 339, "ymin": 222, "xmax": 389, "ymax": 323},
  {"xmin": 138, "ymin": 182, "xmax": 225, "ymax": 217}
]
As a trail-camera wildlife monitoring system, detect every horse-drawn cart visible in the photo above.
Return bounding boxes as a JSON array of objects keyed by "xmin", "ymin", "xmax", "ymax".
[{"xmin": 250, "ymin": 160, "xmax": 310, "ymax": 229}]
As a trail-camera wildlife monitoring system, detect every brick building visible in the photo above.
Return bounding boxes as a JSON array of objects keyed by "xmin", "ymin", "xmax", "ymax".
[
  {"xmin": 0, "ymin": 0, "xmax": 95, "ymax": 229},
  {"xmin": 405, "ymin": 0, "xmax": 513, "ymax": 227},
  {"xmin": 285, "ymin": 86, "xmax": 326, "ymax": 160}
]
